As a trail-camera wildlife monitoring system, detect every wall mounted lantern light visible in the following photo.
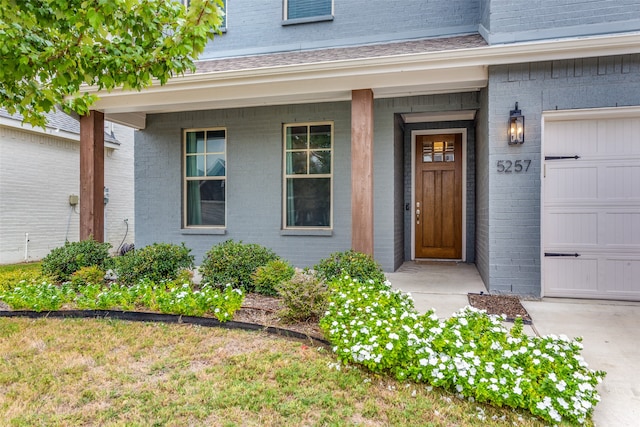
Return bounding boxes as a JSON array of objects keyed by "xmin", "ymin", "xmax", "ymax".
[{"xmin": 508, "ymin": 102, "xmax": 524, "ymax": 145}]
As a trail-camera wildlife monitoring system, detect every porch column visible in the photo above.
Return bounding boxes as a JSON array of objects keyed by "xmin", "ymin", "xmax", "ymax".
[
  {"xmin": 351, "ymin": 89, "xmax": 374, "ymax": 255},
  {"xmin": 79, "ymin": 110, "xmax": 105, "ymax": 242}
]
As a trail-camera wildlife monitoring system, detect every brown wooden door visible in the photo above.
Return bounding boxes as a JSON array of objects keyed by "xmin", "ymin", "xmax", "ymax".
[{"xmin": 415, "ymin": 134, "xmax": 462, "ymax": 259}]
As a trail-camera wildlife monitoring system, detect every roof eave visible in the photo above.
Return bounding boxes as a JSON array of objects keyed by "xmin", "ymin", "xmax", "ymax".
[{"xmin": 91, "ymin": 32, "xmax": 640, "ymax": 128}]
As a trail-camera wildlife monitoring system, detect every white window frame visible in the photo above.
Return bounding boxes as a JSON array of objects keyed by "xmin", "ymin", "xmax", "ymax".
[
  {"xmin": 282, "ymin": 122, "xmax": 334, "ymax": 230},
  {"xmin": 183, "ymin": 127, "xmax": 227, "ymax": 229}
]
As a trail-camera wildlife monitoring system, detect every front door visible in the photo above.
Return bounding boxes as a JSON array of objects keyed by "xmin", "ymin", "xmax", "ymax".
[{"xmin": 415, "ymin": 133, "xmax": 462, "ymax": 259}]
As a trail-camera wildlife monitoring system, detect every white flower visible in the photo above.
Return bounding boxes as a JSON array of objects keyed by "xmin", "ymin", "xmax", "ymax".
[
  {"xmin": 557, "ymin": 397, "xmax": 569, "ymax": 409},
  {"xmin": 386, "ymin": 342, "xmax": 394, "ymax": 350},
  {"xmin": 389, "ymin": 332, "xmax": 399, "ymax": 340},
  {"xmin": 419, "ymin": 358, "xmax": 428, "ymax": 366}
]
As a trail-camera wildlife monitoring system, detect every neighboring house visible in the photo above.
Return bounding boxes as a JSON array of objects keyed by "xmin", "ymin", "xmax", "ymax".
[
  {"xmin": 0, "ymin": 108, "xmax": 135, "ymax": 263},
  {"xmin": 88, "ymin": 0, "xmax": 640, "ymax": 301}
]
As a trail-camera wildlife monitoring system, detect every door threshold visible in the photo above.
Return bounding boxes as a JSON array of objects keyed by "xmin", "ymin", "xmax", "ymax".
[{"xmin": 414, "ymin": 259, "xmax": 463, "ymax": 264}]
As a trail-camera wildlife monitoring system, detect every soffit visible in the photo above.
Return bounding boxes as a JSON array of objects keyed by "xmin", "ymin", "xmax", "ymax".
[{"xmin": 93, "ymin": 31, "xmax": 640, "ymax": 128}]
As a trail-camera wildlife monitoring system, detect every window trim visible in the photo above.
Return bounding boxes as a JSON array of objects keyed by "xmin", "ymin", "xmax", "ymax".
[
  {"xmin": 282, "ymin": 121, "xmax": 334, "ymax": 231},
  {"xmin": 183, "ymin": 127, "xmax": 228, "ymax": 230},
  {"xmin": 282, "ymin": 0, "xmax": 333, "ymax": 23}
]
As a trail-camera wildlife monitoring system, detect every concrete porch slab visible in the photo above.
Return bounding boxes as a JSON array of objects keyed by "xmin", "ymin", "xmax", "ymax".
[{"xmin": 386, "ymin": 261, "xmax": 486, "ymax": 318}]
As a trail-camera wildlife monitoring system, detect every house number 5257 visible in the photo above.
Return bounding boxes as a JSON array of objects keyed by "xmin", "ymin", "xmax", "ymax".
[{"xmin": 497, "ymin": 159, "xmax": 531, "ymax": 173}]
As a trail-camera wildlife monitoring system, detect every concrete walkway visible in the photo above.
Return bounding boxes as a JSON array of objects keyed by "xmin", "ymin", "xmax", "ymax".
[{"xmin": 386, "ymin": 262, "xmax": 640, "ymax": 427}]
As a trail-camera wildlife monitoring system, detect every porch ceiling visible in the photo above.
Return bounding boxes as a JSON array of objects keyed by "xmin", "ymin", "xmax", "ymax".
[{"xmin": 93, "ymin": 31, "xmax": 640, "ymax": 129}]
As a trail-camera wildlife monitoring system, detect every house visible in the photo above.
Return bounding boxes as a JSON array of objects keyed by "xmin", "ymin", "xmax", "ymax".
[
  {"xmin": 85, "ymin": 0, "xmax": 640, "ymax": 301},
  {"xmin": 0, "ymin": 108, "xmax": 135, "ymax": 263}
]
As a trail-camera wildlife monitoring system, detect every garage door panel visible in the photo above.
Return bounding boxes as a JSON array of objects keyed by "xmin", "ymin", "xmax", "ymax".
[
  {"xmin": 604, "ymin": 258, "xmax": 640, "ymax": 293},
  {"xmin": 545, "ymin": 211, "xmax": 598, "ymax": 245},
  {"xmin": 605, "ymin": 212, "xmax": 640, "ymax": 247},
  {"xmin": 544, "ymin": 114, "xmax": 640, "ymax": 301},
  {"xmin": 598, "ymin": 118, "xmax": 640, "ymax": 155},
  {"xmin": 545, "ymin": 166, "xmax": 598, "ymax": 200},
  {"xmin": 544, "ymin": 257, "xmax": 598, "ymax": 295},
  {"xmin": 605, "ymin": 165, "xmax": 640, "ymax": 199},
  {"xmin": 545, "ymin": 120, "xmax": 599, "ymax": 155}
]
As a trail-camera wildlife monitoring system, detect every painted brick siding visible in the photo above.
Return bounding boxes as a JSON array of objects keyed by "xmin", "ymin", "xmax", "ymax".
[
  {"xmin": 136, "ymin": 93, "xmax": 482, "ymax": 271},
  {"xmin": 475, "ymin": 88, "xmax": 490, "ymax": 285},
  {"xmin": 393, "ymin": 114, "xmax": 405, "ymax": 270},
  {"xmin": 485, "ymin": 54, "xmax": 640, "ymax": 296},
  {"xmin": 204, "ymin": 0, "xmax": 480, "ymax": 58},
  {"xmin": 0, "ymin": 124, "xmax": 134, "ymax": 264},
  {"xmin": 135, "ymin": 102, "xmax": 353, "ymax": 269},
  {"xmin": 483, "ymin": 0, "xmax": 640, "ymax": 44},
  {"xmin": 373, "ymin": 93, "xmax": 480, "ymax": 268}
]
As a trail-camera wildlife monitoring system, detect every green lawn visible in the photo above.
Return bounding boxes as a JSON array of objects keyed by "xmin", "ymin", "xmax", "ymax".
[
  {"xmin": 0, "ymin": 318, "xmax": 548, "ymax": 427},
  {"xmin": 0, "ymin": 263, "xmax": 573, "ymax": 426}
]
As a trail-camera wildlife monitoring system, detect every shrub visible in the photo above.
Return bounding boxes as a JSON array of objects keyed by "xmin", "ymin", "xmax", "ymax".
[
  {"xmin": 1, "ymin": 278, "xmax": 244, "ymax": 322},
  {"xmin": 251, "ymin": 259, "xmax": 295, "ymax": 296},
  {"xmin": 199, "ymin": 240, "xmax": 279, "ymax": 291},
  {"xmin": 0, "ymin": 269, "xmax": 48, "ymax": 293},
  {"xmin": 276, "ymin": 270, "xmax": 328, "ymax": 322},
  {"xmin": 70, "ymin": 265, "xmax": 105, "ymax": 289},
  {"xmin": 41, "ymin": 238, "xmax": 112, "ymax": 283},
  {"xmin": 314, "ymin": 249, "xmax": 386, "ymax": 283},
  {"xmin": 320, "ymin": 276, "xmax": 606, "ymax": 425},
  {"xmin": 0, "ymin": 282, "xmax": 75, "ymax": 311},
  {"xmin": 114, "ymin": 242, "xmax": 195, "ymax": 285}
]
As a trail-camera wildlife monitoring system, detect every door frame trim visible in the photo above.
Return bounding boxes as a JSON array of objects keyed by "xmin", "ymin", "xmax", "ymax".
[{"xmin": 410, "ymin": 128, "xmax": 467, "ymax": 261}]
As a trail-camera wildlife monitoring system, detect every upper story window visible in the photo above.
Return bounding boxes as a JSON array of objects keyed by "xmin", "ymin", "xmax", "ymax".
[
  {"xmin": 283, "ymin": 123, "xmax": 333, "ymax": 229},
  {"xmin": 283, "ymin": 0, "xmax": 333, "ymax": 24},
  {"xmin": 184, "ymin": 0, "xmax": 226, "ymax": 31},
  {"xmin": 184, "ymin": 129, "xmax": 226, "ymax": 228}
]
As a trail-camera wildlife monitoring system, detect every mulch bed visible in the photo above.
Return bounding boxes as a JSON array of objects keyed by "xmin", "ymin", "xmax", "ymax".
[
  {"xmin": 234, "ymin": 293, "xmax": 325, "ymax": 339},
  {"xmin": 467, "ymin": 293, "xmax": 532, "ymax": 324}
]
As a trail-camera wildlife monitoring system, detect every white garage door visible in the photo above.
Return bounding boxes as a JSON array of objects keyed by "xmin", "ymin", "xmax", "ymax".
[{"xmin": 543, "ymin": 112, "xmax": 640, "ymax": 301}]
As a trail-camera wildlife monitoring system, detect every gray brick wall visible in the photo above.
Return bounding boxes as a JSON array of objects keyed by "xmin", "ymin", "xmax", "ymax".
[
  {"xmin": 393, "ymin": 114, "xmax": 405, "ymax": 270},
  {"xmin": 484, "ymin": 54, "xmax": 640, "ymax": 296},
  {"xmin": 374, "ymin": 93, "xmax": 481, "ymax": 269},
  {"xmin": 136, "ymin": 102, "xmax": 355, "ymax": 269},
  {"xmin": 483, "ymin": 0, "xmax": 640, "ymax": 44},
  {"xmin": 136, "ymin": 93, "xmax": 483, "ymax": 272},
  {"xmin": 203, "ymin": 0, "xmax": 480, "ymax": 58},
  {"xmin": 475, "ymin": 88, "xmax": 490, "ymax": 285}
]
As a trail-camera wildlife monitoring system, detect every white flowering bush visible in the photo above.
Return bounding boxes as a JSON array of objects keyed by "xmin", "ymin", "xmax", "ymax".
[
  {"xmin": 1, "ymin": 279, "xmax": 244, "ymax": 322},
  {"xmin": 320, "ymin": 277, "xmax": 606, "ymax": 425}
]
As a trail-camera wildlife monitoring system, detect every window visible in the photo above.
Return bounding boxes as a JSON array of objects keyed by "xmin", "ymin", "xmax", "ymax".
[
  {"xmin": 184, "ymin": 129, "xmax": 226, "ymax": 227},
  {"xmin": 184, "ymin": 0, "xmax": 226, "ymax": 30},
  {"xmin": 284, "ymin": 123, "xmax": 332, "ymax": 228},
  {"xmin": 284, "ymin": 0, "xmax": 332, "ymax": 21}
]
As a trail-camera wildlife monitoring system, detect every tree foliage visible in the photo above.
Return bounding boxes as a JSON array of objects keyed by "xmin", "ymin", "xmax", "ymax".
[{"xmin": 0, "ymin": 0, "xmax": 223, "ymax": 127}]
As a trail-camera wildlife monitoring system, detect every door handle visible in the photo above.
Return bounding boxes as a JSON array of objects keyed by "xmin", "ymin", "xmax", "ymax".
[{"xmin": 416, "ymin": 202, "xmax": 420, "ymax": 224}]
